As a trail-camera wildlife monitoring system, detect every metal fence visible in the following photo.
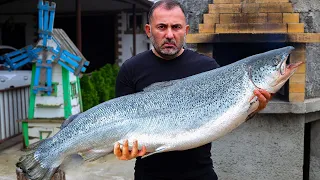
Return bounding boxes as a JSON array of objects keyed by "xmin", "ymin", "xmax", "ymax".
[{"xmin": 0, "ymin": 86, "xmax": 30, "ymax": 143}]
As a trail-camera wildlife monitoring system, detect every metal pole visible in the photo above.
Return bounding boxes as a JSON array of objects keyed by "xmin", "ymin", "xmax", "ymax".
[
  {"xmin": 76, "ymin": 0, "xmax": 82, "ymax": 51},
  {"xmin": 132, "ymin": 3, "xmax": 136, "ymax": 56}
]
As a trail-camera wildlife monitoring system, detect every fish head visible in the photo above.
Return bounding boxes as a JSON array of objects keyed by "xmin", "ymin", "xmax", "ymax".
[{"xmin": 247, "ymin": 46, "xmax": 304, "ymax": 93}]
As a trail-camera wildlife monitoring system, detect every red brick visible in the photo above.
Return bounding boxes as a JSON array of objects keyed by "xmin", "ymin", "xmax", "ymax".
[
  {"xmin": 255, "ymin": 0, "xmax": 289, "ymax": 2},
  {"xmin": 283, "ymin": 13, "xmax": 300, "ymax": 23},
  {"xmin": 289, "ymin": 74, "xmax": 306, "ymax": 83},
  {"xmin": 288, "ymin": 23, "xmax": 304, "ymax": 33},
  {"xmin": 290, "ymin": 51, "xmax": 306, "ymax": 63},
  {"xmin": 241, "ymin": 3, "xmax": 260, "ymax": 13},
  {"xmin": 281, "ymin": 3, "xmax": 294, "ymax": 12},
  {"xmin": 248, "ymin": 23, "xmax": 267, "ymax": 33},
  {"xmin": 203, "ymin": 14, "xmax": 220, "ymax": 25},
  {"xmin": 220, "ymin": 13, "xmax": 268, "ymax": 24},
  {"xmin": 295, "ymin": 63, "xmax": 306, "ymax": 73},
  {"xmin": 214, "ymin": 0, "xmax": 242, "ymax": 3},
  {"xmin": 199, "ymin": 24, "xmax": 216, "ymax": 33},
  {"xmin": 289, "ymin": 93, "xmax": 305, "ymax": 102},
  {"xmin": 216, "ymin": 24, "xmax": 249, "ymax": 33},
  {"xmin": 258, "ymin": 3, "xmax": 293, "ymax": 13},
  {"xmin": 267, "ymin": 13, "xmax": 283, "ymax": 23},
  {"xmin": 209, "ymin": 4, "xmax": 241, "ymax": 14},
  {"xmin": 220, "ymin": 14, "xmax": 235, "ymax": 24},
  {"xmin": 289, "ymin": 83, "xmax": 305, "ymax": 93},
  {"xmin": 266, "ymin": 23, "xmax": 287, "ymax": 33}
]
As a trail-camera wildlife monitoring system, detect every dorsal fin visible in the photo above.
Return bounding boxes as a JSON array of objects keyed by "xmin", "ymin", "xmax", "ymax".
[
  {"xmin": 60, "ymin": 113, "xmax": 79, "ymax": 129},
  {"xmin": 143, "ymin": 79, "xmax": 182, "ymax": 92}
]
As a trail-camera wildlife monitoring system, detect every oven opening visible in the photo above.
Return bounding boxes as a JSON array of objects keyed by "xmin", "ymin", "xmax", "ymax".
[{"xmin": 212, "ymin": 42, "xmax": 289, "ymax": 101}]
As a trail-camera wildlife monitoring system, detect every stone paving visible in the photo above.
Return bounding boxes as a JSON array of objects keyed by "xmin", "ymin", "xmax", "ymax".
[{"xmin": 0, "ymin": 143, "xmax": 135, "ymax": 180}]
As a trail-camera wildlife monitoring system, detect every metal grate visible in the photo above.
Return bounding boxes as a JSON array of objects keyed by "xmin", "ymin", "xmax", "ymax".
[{"xmin": 0, "ymin": 86, "xmax": 30, "ymax": 142}]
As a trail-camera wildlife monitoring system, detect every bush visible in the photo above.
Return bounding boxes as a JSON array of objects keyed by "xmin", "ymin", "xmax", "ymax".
[
  {"xmin": 80, "ymin": 63, "xmax": 119, "ymax": 111},
  {"xmin": 80, "ymin": 74, "xmax": 99, "ymax": 111}
]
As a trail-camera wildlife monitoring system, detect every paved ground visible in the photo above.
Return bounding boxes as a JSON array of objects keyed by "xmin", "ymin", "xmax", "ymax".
[{"xmin": 0, "ymin": 142, "xmax": 135, "ymax": 180}]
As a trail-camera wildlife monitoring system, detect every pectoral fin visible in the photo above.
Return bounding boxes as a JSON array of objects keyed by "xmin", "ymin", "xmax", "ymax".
[
  {"xmin": 141, "ymin": 146, "xmax": 169, "ymax": 159},
  {"xmin": 79, "ymin": 147, "xmax": 113, "ymax": 162},
  {"xmin": 246, "ymin": 95, "xmax": 259, "ymax": 121}
]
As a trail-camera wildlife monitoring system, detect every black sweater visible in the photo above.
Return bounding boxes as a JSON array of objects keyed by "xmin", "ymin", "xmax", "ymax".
[{"xmin": 115, "ymin": 49, "xmax": 220, "ymax": 178}]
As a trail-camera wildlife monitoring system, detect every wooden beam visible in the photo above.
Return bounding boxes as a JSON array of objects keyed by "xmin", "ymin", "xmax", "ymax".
[
  {"xmin": 186, "ymin": 33, "xmax": 320, "ymax": 43},
  {"xmin": 76, "ymin": 0, "xmax": 82, "ymax": 51},
  {"xmin": 133, "ymin": 3, "xmax": 136, "ymax": 56},
  {"xmin": 111, "ymin": 0, "xmax": 152, "ymax": 10}
]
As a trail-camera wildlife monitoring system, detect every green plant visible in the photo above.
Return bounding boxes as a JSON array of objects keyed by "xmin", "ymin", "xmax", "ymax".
[
  {"xmin": 80, "ymin": 74, "xmax": 99, "ymax": 111},
  {"xmin": 80, "ymin": 64, "xmax": 119, "ymax": 111}
]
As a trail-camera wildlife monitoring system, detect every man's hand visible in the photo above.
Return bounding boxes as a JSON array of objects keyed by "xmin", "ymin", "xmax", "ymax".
[
  {"xmin": 114, "ymin": 140, "xmax": 147, "ymax": 160},
  {"xmin": 254, "ymin": 89, "xmax": 273, "ymax": 112}
]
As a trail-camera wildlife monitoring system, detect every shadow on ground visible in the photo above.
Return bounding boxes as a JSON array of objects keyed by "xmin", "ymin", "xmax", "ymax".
[{"xmin": 0, "ymin": 143, "xmax": 135, "ymax": 180}]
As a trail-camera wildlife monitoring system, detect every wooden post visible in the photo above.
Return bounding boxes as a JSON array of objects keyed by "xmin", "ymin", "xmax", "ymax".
[
  {"xmin": 76, "ymin": 0, "xmax": 82, "ymax": 51},
  {"xmin": 132, "ymin": 3, "xmax": 136, "ymax": 56}
]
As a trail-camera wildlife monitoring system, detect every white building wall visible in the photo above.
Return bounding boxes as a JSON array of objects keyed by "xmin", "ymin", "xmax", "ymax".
[
  {"xmin": 118, "ymin": 11, "xmax": 150, "ymax": 65},
  {"xmin": 34, "ymin": 64, "xmax": 65, "ymax": 119},
  {"xmin": 69, "ymin": 71, "xmax": 81, "ymax": 115}
]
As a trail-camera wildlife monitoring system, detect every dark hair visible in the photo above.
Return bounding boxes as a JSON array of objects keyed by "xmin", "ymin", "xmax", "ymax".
[{"xmin": 148, "ymin": 0, "xmax": 187, "ymax": 24}]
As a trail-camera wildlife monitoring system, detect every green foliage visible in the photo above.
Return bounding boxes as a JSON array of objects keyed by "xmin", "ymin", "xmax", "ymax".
[
  {"xmin": 80, "ymin": 64, "xmax": 119, "ymax": 111},
  {"xmin": 91, "ymin": 71, "xmax": 109, "ymax": 103}
]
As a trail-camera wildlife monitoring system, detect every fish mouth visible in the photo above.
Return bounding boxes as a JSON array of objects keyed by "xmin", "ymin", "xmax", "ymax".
[
  {"xmin": 272, "ymin": 61, "xmax": 304, "ymax": 87},
  {"xmin": 248, "ymin": 48, "xmax": 303, "ymax": 91},
  {"xmin": 287, "ymin": 61, "xmax": 304, "ymax": 70}
]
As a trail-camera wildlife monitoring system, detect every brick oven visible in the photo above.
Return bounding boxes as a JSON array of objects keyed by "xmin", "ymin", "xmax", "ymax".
[
  {"xmin": 186, "ymin": 0, "xmax": 320, "ymax": 179},
  {"xmin": 187, "ymin": 0, "xmax": 320, "ymax": 102}
]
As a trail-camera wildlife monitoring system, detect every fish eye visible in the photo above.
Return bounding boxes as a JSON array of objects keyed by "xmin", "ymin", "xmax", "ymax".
[
  {"xmin": 273, "ymin": 57, "xmax": 279, "ymax": 66},
  {"xmin": 280, "ymin": 61, "xmax": 286, "ymax": 75}
]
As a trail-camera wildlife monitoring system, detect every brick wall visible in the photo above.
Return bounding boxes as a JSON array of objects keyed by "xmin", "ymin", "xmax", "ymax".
[
  {"xmin": 199, "ymin": 0, "xmax": 305, "ymax": 34},
  {"xmin": 196, "ymin": 0, "xmax": 309, "ymax": 102}
]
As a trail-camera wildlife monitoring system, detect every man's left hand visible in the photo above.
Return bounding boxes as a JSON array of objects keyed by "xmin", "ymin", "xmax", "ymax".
[{"xmin": 254, "ymin": 89, "xmax": 273, "ymax": 112}]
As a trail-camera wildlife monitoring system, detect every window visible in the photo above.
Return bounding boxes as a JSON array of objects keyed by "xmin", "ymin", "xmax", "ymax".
[
  {"xmin": 70, "ymin": 81, "xmax": 77, "ymax": 99},
  {"xmin": 126, "ymin": 13, "xmax": 144, "ymax": 34},
  {"xmin": 41, "ymin": 82, "xmax": 59, "ymax": 97}
]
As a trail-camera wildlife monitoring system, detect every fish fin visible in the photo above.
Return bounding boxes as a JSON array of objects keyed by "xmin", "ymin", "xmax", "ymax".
[
  {"xmin": 60, "ymin": 113, "xmax": 80, "ymax": 129},
  {"xmin": 16, "ymin": 141, "xmax": 58, "ymax": 180},
  {"xmin": 143, "ymin": 79, "xmax": 181, "ymax": 92},
  {"xmin": 246, "ymin": 96, "xmax": 259, "ymax": 121},
  {"xmin": 141, "ymin": 146, "xmax": 168, "ymax": 159},
  {"xmin": 79, "ymin": 148, "xmax": 113, "ymax": 162},
  {"xmin": 60, "ymin": 154, "xmax": 85, "ymax": 172}
]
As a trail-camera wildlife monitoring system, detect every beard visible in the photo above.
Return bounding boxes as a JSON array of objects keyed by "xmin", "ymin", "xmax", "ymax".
[{"xmin": 149, "ymin": 31, "xmax": 186, "ymax": 59}]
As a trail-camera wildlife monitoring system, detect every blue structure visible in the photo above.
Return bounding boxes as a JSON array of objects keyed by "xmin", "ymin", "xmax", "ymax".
[{"xmin": 0, "ymin": 0, "xmax": 89, "ymax": 95}]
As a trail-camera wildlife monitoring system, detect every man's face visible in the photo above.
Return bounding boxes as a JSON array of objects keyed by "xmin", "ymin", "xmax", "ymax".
[{"xmin": 145, "ymin": 6, "xmax": 189, "ymax": 59}]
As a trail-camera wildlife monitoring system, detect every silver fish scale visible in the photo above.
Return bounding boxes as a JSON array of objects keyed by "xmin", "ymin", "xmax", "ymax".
[
  {"xmin": 35, "ymin": 63, "xmax": 254, "ymax": 167},
  {"xmin": 33, "ymin": 46, "xmax": 294, "ymax": 168}
]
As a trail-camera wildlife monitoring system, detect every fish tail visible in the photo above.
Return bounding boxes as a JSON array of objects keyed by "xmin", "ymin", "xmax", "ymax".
[{"xmin": 16, "ymin": 141, "xmax": 58, "ymax": 180}]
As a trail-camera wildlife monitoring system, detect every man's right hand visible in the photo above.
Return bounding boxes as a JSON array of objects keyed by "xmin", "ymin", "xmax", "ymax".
[{"xmin": 114, "ymin": 140, "xmax": 147, "ymax": 160}]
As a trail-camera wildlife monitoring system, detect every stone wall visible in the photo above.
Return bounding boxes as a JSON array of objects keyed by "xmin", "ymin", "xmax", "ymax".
[
  {"xmin": 291, "ymin": 1, "xmax": 320, "ymax": 180},
  {"xmin": 290, "ymin": 0, "xmax": 320, "ymax": 99},
  {"xmin": 176, "ymin": 0, "xmax": 320, "ymax": 179},
  {"xmin": 310, "ymin": 120, "xmax": 320, "ymax": 180},
  {"xmin": 181, "ymin": 0, "xmax": 320, "ymax": 99},
  {"xmin": 211, "ymin": 114, "xmax": 305, "ymax": 180}
]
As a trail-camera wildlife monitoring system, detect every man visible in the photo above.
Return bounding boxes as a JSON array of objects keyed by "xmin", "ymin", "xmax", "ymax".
[{"xmin": 114, "ymin": 0, "xmax": 272, "ymax": 179}]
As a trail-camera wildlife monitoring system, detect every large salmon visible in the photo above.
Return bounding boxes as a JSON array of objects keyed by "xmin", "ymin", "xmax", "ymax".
[{"xmin": 17, "ymin": 46, "xmax": 302, "ymax": 180}]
